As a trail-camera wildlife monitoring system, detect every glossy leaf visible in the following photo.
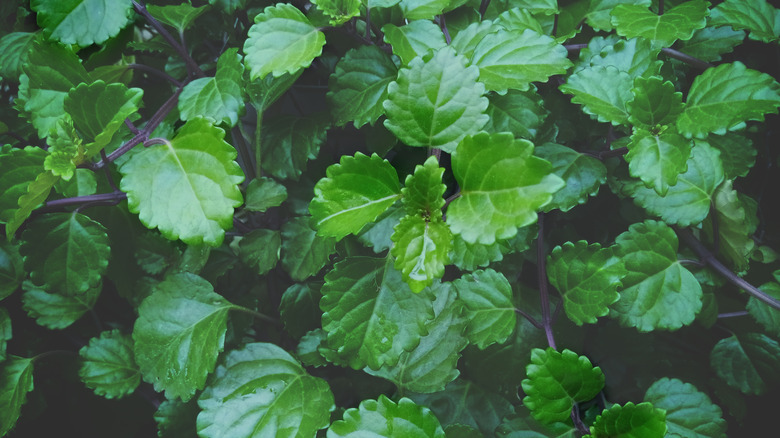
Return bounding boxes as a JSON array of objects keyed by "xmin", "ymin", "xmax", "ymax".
[
  {"xmin": 588, "ymin": 402, "xmax": 667, "ymax": 438},
  {"xmin": 448, "ymin": 235, "xmax": 506, "ymax": 271},
  {"xmin": 79, "ymin": 329, "xmax": 140, "ymax": 399},
  {"xmin": 710, "ymin": 0, "xmax": 780, "ymax": 43},
  {"xmin": 244, "ymin": 177, "xmax": 287, "ymax": 212},
  {"xmin": 610, "ymin": 220, "xmax": 702, "ymax": 332},
  {"xmin": 676, "ymin": 62, "xmax": 780, "ymax": 138},
  {"xmin": 581, "ymin": 36, "xmax": 661, "ymax": 80},
  {"xmin": 560, "ymin": 65, "xmax": 633, "ymax": 126},
  {"xmin": 119, "ymin": 118, "xmax": 245, "ymax": 246},
  {"xmin": 0, "ymin": 147, "xmax": 46, "ymax": 227},
  {"xmin": 497, "ymin": 409, "xmax": 577, "ymax": 438},
  {"xmin": 643, "ymin": 378, "xmax": 727, "ymax": 438},
  {"xmin": 133, "ymin": 273, "xmax": 235, "ymax": 401},
  {"xmin": 20, "ymin": 212, "xmax": 110, "ymax": 295},
  {"xmin": 261, "ymin": 115, "xmax": 327, "ymax": 180},
  {"xmin": 382, "ymin": 20, "xmax": 447, "ymax": 66},
  {"xmin": 31, "ymin": 0, "xmax": 133, "ymax": 46},
  {"xmin": 0, "ymin": 356, "xmax": 34, "ymax": 437},
  {"xmin": 243, "ymin": 3, "xmax": 326, "ymax": 79},
  {"xmin": 678, "ymin": 26, "xmax": 745, "ymax": 62},
  {"xmin": 585, "ymin": 0, "xmax": 651, "ymax": 31},
  {"xmin": 698, "ymin": 133, "xmax": 755, "ymax": 179},
  {"xmin": 309, "ymin": 152, "xmax": 401, "ymax": 240},
  {"xmin": 327, "ymin": 45, "xmax": 398, "ymax": 128},
  {"xmin": 179, "ymin": 49, "xmax": 244, "ymax": 127},
  {"xmin": 328, "ymin": 395, "xmax": 445, "ymax": 437},
  {"xmin": 391, "ymin": 215, "xmax": 451, "ymax": 293},
  {"xmin": 450, "ymin": 20, "xmax": 495, "ymax": 60},
  {"xmin": 627, "ymin": 76, "xmax": 684, "ymax": 128},
  {"xmin": 711, "ymin": 333, "xmax": 780, "ymax": 395},
  {"xmin": 471, "ymin": 28, "xmax": 572, "ymax": 92},
  {"xmin": 281, "ymin": 216, "xmax": 336, "ymax": 281},
  {"xmin": 311, "ymin": 0, "xmax": 360, "ymax": 25},
  {"xmin": 237, "ymin": 229, "xmax": 280, "ymax": 276},
  {"xmin": 21, "ymin": 282, "xmax": 100, "ymax": 329},
  {"xmin": 197, "ymin": 342, "xmax": 333, "ymax": 438},
  {"xmin": 398, "ymin": 0, "xmax": 452, "ymax": 21},
  {"xmin": 452, "ymin": 269, "xmax": 516, "ymax": 349},
  {"xmin": 5, "ymin": 171, "xmax": 59, "ymax": 240},
  {"xmin": 383, "ymin": 47, "xmax": 489, "ymax": 153},
  {"xmin": 320, "ymin": 256, "xmax": 435, "ymax": 370},
  {"xmin": 626, "ymin": 130, "xmax": 692, "ymax": 196},
  {"xmin": 702, "ymin": 180, "xmax": 757, "ymax": 271},
  {"xmin": 448, "ymin": 132, "xmax": 564, "ymax": 244},
  {"xmin": 402, "ymin": 156, "xmax": 446, "ymax": 217},
  {"xmin": 536, "ymin": 143, "xmax": 607, "ymax": 212},
  {"xmin": 147, "ymin": 3, "xmax": 209, "ymax": 33},
  {"xmin": 66, "ymin": 81, "xmax": 143, "ymax": 153},
  {"xmin": 611, "ymin": 0, "xmax": 709, "ymax": 47},
  {"xmin": 521, "ymin": 348, "xmax": 605, "ymax": 424},
  {"xmin": 483, "ymin": 88, "xmax": 551, "ymax": 141}
]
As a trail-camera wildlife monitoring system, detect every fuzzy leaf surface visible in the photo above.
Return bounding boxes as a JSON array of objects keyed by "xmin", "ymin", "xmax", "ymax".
[
  {"xmin": 611, "ymin": 0, "xmax": 709, "ymax": 47},
  {"xmin": 536, "ymin": 143, "xmax": 606, "ymax": 212},
  {"xmin": 710, "ymin": 333, "xmax": 780, "ymax": 395},
  {"xmin": 452, "ymin": 269, "xmax": 516, "ymax": 349},
  {"xmin": 643, "ymin": 378, "xmax": 727, "ymax": 438},
  {"xmin": 30, "ymin": 0, "xmax": 133, "ymax": 46},
  {"xmin": 79, "ymin": 329, "xmax": 140, "ymax": 399},
  {"xmin": 588, "ymin": 402, "xmax": 667, "ymax": 438},
  {"xmin": 328, "ymin": 395, "xmax": 445, "ymax": 437},
  {"xmin": 179, "ymin": 49, "xmax": 244, "ymax": 127}
]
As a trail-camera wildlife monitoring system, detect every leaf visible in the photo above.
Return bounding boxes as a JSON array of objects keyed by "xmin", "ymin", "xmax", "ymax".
[
  {"xmin": 448, "ymin": 132, "xmax": 564, "ymax": 245},
  {"xmin": 244, "ymin": 177, "xmax": 287, "ymax": 212},
  {"xmin": 747, "ymin": 282, "xmax": 780, "ymax": 338},
  {"xmin": 678, "ymin": 26, "xmax": 745, "ymax": 63},
  {"xmin": 366, "ymin": 283, "xmax": 468, "ymax": 393},
  {"xmin": 449, "ymin": 235, "xmax": 506, "ymax": 271},
  {"xmin": 0, "ymin": 32, "xmax": 35, "ymax": 81},
  {"xmin": 357, "ymin": 202, "xmax": 406, "ymax": 253},
  {"xmin": 383, "ymin": 47, "xmax": 489, "ymax": 153},
  {"xmin": 610, "ymin": 220, "xmax": 703, "ymax": 332},
  {"xmin": 585, "ymin": 0, "xmax": 651, "ymax": 31},
  {"xmin": 0, "ymin": 356, "xmax": 34, "ymax": 437},
  {"xmin": 179, "ymin": 49, "xmax": 244, "ymax": 127},
  {"xmin": 197, "ymin": 342, "xmax": 334, "ymax": 438},
  {"xmin": 247, "ymin": 70, "xmax": 303, "ymax": 112},
  {"xmin": 698, "ymin": 133, "xmax": 755, "ymax": 179},
  {"xmin": 280, "ymin": 283, "xmax": 322, "ymax": 339},
  {"xmin": 611, "ymin": 0, "xmax": 709, "ymax": 47},
  {"xmin": 709, "ymin": 0, "xmax": 780, "ymax": 43},
  {"xmin": 643, "ymin": 378, "xmax": 727, "ymax": 438},
  {"xmin": 79, "ymin": 329, "xmax": 140, "ymax": 399},
  {"xmin": 398, "ymin": 0, "xmax": 452, "ymax": 21},
  {"xmin": 6, "ymin": 171, "xmax": 60, "ymax": 240},
  {"xmin": 382, "ymin": 20, "xmax": 447, "ymax": 67},
  {"xmin": 536, "ymin": 143, "xmax": 607, "ymax": 213},
  {"xmin": 243, "ymin": 3, "xmax": 325, "ymax": 79},
  {"xmin": 627, "ymin": 76, "xmax": 684, "ymax": 128},
  {"xmin": 133, "ymin": 272, "xmax": 235, "ymax": 401},
  {"xmin": 147, "ymin": 3, "xmax": 209, "ymax": 33},
  {"xmin": 21, "ymin": 281, "xmax": 99, "ymax": 329},
  {"xmin": 30, "ymin": 0, "xmax": 133, "ymax": 46},
  {"xmin": 702, "ymin": 180, "xmax": 757, "ymax": 271},
  {"xmin": 588, "ymin": 402, "xmax": 667, "ymax": 438},
  {"xmin": 497, "ymin": 409, "xmax": 577, "ymax": 438},
  {"xmin": 261, "ymin": 115, "xmax": 327, "ymax": 180},
  {"xmin": 320, "ymin": 256, "xmax": 435, "ymax": 370},
  {"xmin": 627, "ymin": 142, "xmax": 724, "ymax": 227},
  {"xmin": 20, "ymin": 213, "xmax": 110, "ymax": 295},
  {"xmin": 561, "ymin": 65, "xmax": 633, "ymax": 125},
  {"xmin": 676, "ymin": 62, "xmax": 780, "ymax": 138},
  {"xmin": 483, "ymin": 88, "xmax": 552, "ymax": 142},
  {"xmin": 547, "ymin": 242, "xmax": 625, "ymax": 326},
  {"xmin": 311, "ymin": 0, "xmax": 360, "ymax": 25},
  {"xmin": 452, "ymin": 269, "xmax": 516, "ymax": 349},
  {"xmin": 450, "ymin": 20, "xmax": 495, "ymax": 60},
  {"xmin": 119, "ymin": 118, "xmax": 245, "ymax": 247},
  {"xmin": 391, "ymin": 215, "xmax": 452, "ymax": 293},
  {"xmin": 0, "ymin": 240, "xmax": 23, "ymax": 302},
  {"xmin": 237, "ymin": 229, "xmax": 280, "ymax": 276},
  {"xmin": 281, "ymin": 216, "xmax": 336, "ymax": 281},
  {"xmin": 327, "ymin": 45, "xmax": 399, "ymax": 128},
  {"xmin": 329, "ymin": 395, "xmax": 445, "ymax": 437},
  {"xmin": 402, "ymin": 155, "xmax": 447, "ymax": 217},
  {"xmin": 309, "ymin": 152, "xmax": 402, "ymax": 240},
  {"xmin": 711, "ymin": 333, "xmax": 780, "ymax": 395},
  {"xmin": 521, "ymin": 348, "xmax": 605, "ymax": 424},
  {"xmin": 0, "ymin": 147, "xmax": 46, "ymax": 225},
  {"xmin": 155, "ymin": 399, "xmax": 199, "ymax": 438},
  {"xmin": 471, "ymin": 28, "xmax": 572, "ymax": 92},
  {"xmin": 494, "ymin": 7, "xmax": 546, "ymax": 34},
  {"xmin": 626, "ymin": 129, "xmax": 692, "ymax": 196}
]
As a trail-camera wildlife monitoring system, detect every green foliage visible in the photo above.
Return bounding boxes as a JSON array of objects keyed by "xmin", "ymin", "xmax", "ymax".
[
  {"xmin": 587, "ymin": 402, "xmax": 667, "ymax": 438},
  {"xmin": 30, "ymin": 0, "xmax": 133, "ymax": 46},
  {"xmin": 643, "ymin": 378, "xmax": 727, "ymax": 437},
  {"xmin": 78, "ymin": 329, "xmax": 140, "ymax": 399},
  {"xmin": 328, "ymin": 395, "xmax": 445, "ymax": 437}
]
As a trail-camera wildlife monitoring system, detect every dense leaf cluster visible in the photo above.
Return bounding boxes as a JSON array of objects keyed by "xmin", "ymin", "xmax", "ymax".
[{"xmin": 1, "ymin": 0, "xmax": 780, "ymax": 436}]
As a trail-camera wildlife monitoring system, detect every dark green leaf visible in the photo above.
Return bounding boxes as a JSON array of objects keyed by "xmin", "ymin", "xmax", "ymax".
[
  {"xmin": 0, "ymin": 32, "xmax": 34, "ymax": 81},
  {"xmin": 79, "ymin": 329, "xmax": 140, "ymax": 399},
  {"xmin": 261, "ymin": 115, "xmax": 327, "ymax": 181},
  {"xmin": 281, "ymin": 216, "xmax": 336, "ymax": 281},
  {"xmin": 179, "ymin": 49, "xmax": 244, "ymax": 127},
  {"xmin": 710, "ymin": 0, "xmax": 780, "ymax": 43},
  {"xmin": 702, "ymin": 181, "xmax": 757, "ymax": 271},
  {"xmin": 452, "ymin": 269, "xmax": 516, "ymax": 349},
  {"xmin": 585, "ymin": 0, "xmax": 651, "ymax": 31},
  {"xmin": 747, "ymin": 283, "xmax": 780, "ymax": 338},
  {"xmin": 0, "ymin": 240, "xmax": 24, "ymax": 301},
  {"xmin": 678, "ymin": 26, "xmax": 745, "ymax": 62},
  {"xmin": 697, "ymin": 133, "xmax": 755, "ymax": 179},
  {"xmin": 147, "ymin": 3, "xmax": 209, "ymax": 33},
  {"xmin": 560, "ymin": 65, "xmax": 633, "ymax": 126},
  {"xmin": 483, "ymin": 88, "xmax": 551, "ymax": 142},
  {"xmin": 536, "ymin": 143, "xmax": 607, "ymax": 212},
  {"xmin": 21, "ymin": 282, "xmax": 100, "ymax": 329},
  {"xmin": 626, "ymin": 129, "xmax": 692, "ymax": 196},
  {"xmin": 0, "ymin": 147, "xmax": 46, "ymax": 228},
  {"xmin": 244, "ymin": 177, "xmax": 287, "ymax": 212},
  {"xmin": 611, "ymin": 0, "xmax": 709, "ymax": 47},
  {"xmin": 155, "ymin": 399, "xmax": 199, "ymax": 438},
  {"xmin": 0, "ymin": 309, "xmax": 9, "ymax": 361},
  {"xmin": 280, "ymin": 283, "xmax": 322, "ymax": 339},
  {"xmin": 0, "ymin": 356, "xmax": 34, "ymax": 437},
  {"xmin": 643, "ymin": 378, "xmax": 727, "ymax": 438},
  {"xmin": 237, "ymin": 229, "xmax": 280, "ymax": 276},
  {"xmin": 628, "ymin": 76, "xmax": 684, "ymax": 128},
  {"xmin": 711, "ymin": 333, "xmax": 780, "ymax": 395},
  {"xmin": 30, "ymin": 0, "xmax": 133, "ymax": 46}
]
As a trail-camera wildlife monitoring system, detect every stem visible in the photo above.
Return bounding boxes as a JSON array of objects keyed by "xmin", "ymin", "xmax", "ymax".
[
  {"xmin": 552, "ymin": 13, "xmax": 559, "ymax": 37},
  {"xmin": 428, "ymin": 147, "xmax": 441, "ymax": 162},
  {"xmin": 658, "ymin": 0, "xmax": 664, "ymax": 15},
  {"xmin": 677, "ymin": 228, "xmax": 780, "ymax": 311},
  {"xmin": 41, "ymin": 191, "xmax": 127, "ymax": 211},
  {"xmin": 571, "ymin": 403, "xmax": 590, "ymax": 435},
  {"xmin": 710, "ymin": 201, "xmax": 721, "ymax": 255},
  {"xmin": 565, "ymin": 43, "xmax": 588, "ymax": 52},
  {"xmin": 231, "ymin": 125, "xmax": 256, "ymax": 181},
  {"xmin": 254, "ymin": 106, "xmax": 264, "ymax": 177},
  {"xmin": 478, "ymin": 0, "xmax": 491, "ymax": 19},
  {"xmin": 718, "ymin": 310, "xmax": 750, "ymax": 319},
  {"xmin": 100, "ymin": 150, "xmax": 120, "ymax": 192},
  {"xmin": 438, "ymin": 15, "xmax": 451, "ymax": 45},
  {"xmin": 365, "ymin": 7, "xmax": 371, "ymax": 41},
  {"xmin": 537, "ymin": 212, "xmax": 557, "ymax": 350},
  {"xmin": 231, "ymin": 306, "xmax": 280, "ymax": 326},
  {"xmin": 127, "ymin": 63, "xmax": 182, "ymax": 86},
  {"xmin": 515, "ymin": 308, "xmax": 544, "ymax": 329},
  {"xmin": 660, "ymin": 47, "xmax": 713, "ymax": 70}
]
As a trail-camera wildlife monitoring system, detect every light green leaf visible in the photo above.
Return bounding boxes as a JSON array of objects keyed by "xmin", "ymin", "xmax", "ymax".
[
  {"xmin": 179, "ymin": 48, "xmax": 244, "ymax": 127},
  {"xmin": 119, "ymin": 118, "xmax": 245, "ymax": 247},
  {"xmin": 133, "ymin": 272, "xmax": 235, "ymax": 401},
  {"xmin": 521, "ymin": 348, "xmax": 605, "ymax": 424},
  {"xmin": 310, "ymin": 152, "xmax": 401, "ymax": 240},
  {"xmin": 261, "ymin": 115, "xmax": 327, "ymax": 180},
  {"xmin": 327, "ymin": 45, "xmax": 399, "ymax": 128},
  {"xmin": 402, "ymin": 155, "xmax": 447, "ymax": 217},
  {"xmin": 548, "ymin": 241, "xmax": 625, "ymax": 326},
  {"xmin": 483, "ymin": 88, "xmax": 551, "ymax": 142},
  {"xmin": 588, "ymin": 402, "xmax": 667, "ymax": 438},
  {"xmin": 0, "ymin": 32, "xmax": 35, "ymax": 81},
  {"xmin": 398, "ymin": 0, "xmax": 452, "ymax": 21},
  {"xmin": 644, "ymin": 378, "xmax": 727, "ymax": 438},
  {"xmin": 280, "ymin": 283, "xmax": 322, "ymax": 339},
  {"xmin": 697, "ymin": 133, "xmax": 755, "ymax": 179},
  {"xmin": 328, "ymin": 395, "xmax": 445, "ymax": 437},
  {"xmin": 22, "ymin": 282, "xmax": 100, "ymax": 329},
  {"xmin": 320, "ymin": 256, "xmax": 435, "ymax": 370},
  {"xmin": 678, "ymin": 26, "xmax": 745, "ymax": 63},
  {"xmin": 711, "ymin": 333, "xmax": 780, "ymax": 395},
  {"xmin": 391, "ymin": 215, "xmax": 451, "ymax": 293},
  {"xmin": 536, "ymin": 143, "xmax": 607, "ymax": 213},
  {"xmin": 561, "ymin": 65, "xmax": 633, "ymax": 125},
  {"xmin": 244, "ymin": 177, "xmax": 287, "ymax": 212},
  {"xmin": 494, "ymin": 7, "xmax": 546, "ymax": 34},
  {"xmin": 366, "ymin": 283, "xmax": 468, "ymax": 393},
  {"xmin": 628, "ymin": 142, "xmax": 724, "ymax": 227},
  {"xmin": 20, "ymin": 212, "xmax": 110, "ymax": 295},
  {"xmin": 44, "ymin": 118, "xmax": 81, "ymax": 180},
  {"xmin": 747, "ymin": 283, "xmax": 780, "ymax": 338},
  {"xmin": 611, "ymin": 0, "xmax": 709, "ymax": 47},
  {"xmin": 155, "ymin": 399, "xmax": 199, "ymax": 438},
  {"xmin": 449, "ymin": 235, "xmax": 506, "ymax": 271},
  {"xmin": 197, "ymin": 342, "xmax": 334, "ymax": 438},
  {"xmin": 243, "ymin": 3, "xmax": 325, "ymax": 79},
  {"xmin": 628, "ymin": 76, "xmax": 684, "ymax": 128},
  {"xmin": 610, "ymin": 220, "xmax": 703, "ymax": 332},
  {"xmin": 471, "ymin": 28, "xmax": 572, "ymax": 92},
  {"xmin": 147, "ymin": 3, "xmax": 209, "ymax": 33},
  {"xmin": 79, "ymin": 329, "xmax": 140, "ymax": 399},
  {"xmin": 311, "ymin": 0, "xmax": 360, "ymax": 25},
  {"xmin": 30, "ymin": 0, "xmax": 133, "ymax": 46},
  {"xmin": 702, "ymin": 180, "xmax": 757, "ymax": 271},
  {"xmin": 237, "ymin": 229, "xmax": 280, "ymax": 276},
  {"xmin": 0, "ymin": 356, "xmax": 34, "ymax": 437},
  {"xmin": 578, "ymin": 36, "xmax": 661, "ymax": 80},
  {"xmin": 383, "ymin": 46, "xmax": 489, "ymax": 153},
  {"xmin": 452, "ymin": 269, "xmax": 516, "ymax": 349},
  {"xmin": 676, "ymin": 62, "xmax": 780, "ymax": 138},
  {"xmin": 6, "ymin": 170, "xmax": 60, "ymax": 240},
  {"xmin": 626, "ymin": 129, "xmax": 692, "ymax": 196},
  {"xmin": 281, "ymin": 216, "xmax": 336, "ymax": 281},
  {"xmin": 586, "ymin": 0, "xmax": 651, "ymax": 31},
  {"xmin": 450, "ymin": 20, "xmax": 495, "ymax": 60},
  {"xmin": 448, "ymin": 132, "xmax": 564, "ymax": 244},
  {"xmin": 0, "ymin": 147, "xmax": 46, "ymax": 226},
  {"xmin": 710, "ymin": 0, "xmax": 780, "ymax": 43}
]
